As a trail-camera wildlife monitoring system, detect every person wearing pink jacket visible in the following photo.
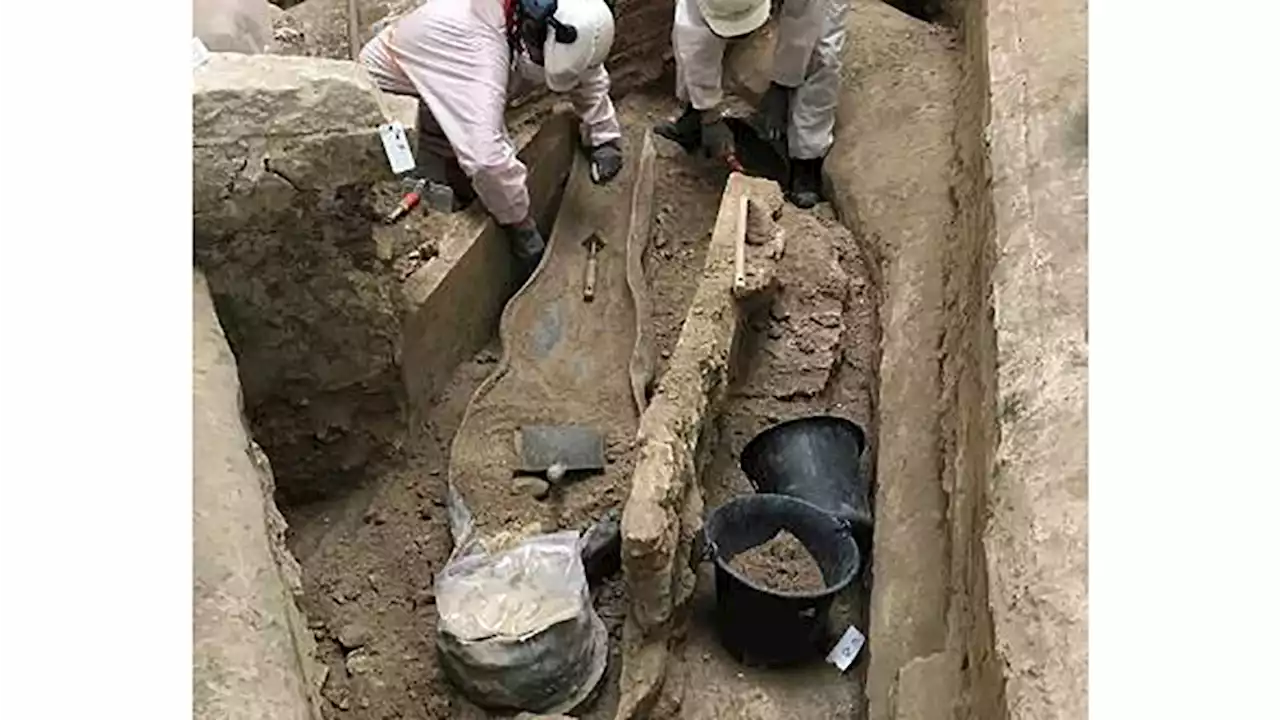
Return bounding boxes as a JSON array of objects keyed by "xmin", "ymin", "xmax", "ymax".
[{"xmin": 360, "ymin": 0, "xmax": 623, "ymax": 277}]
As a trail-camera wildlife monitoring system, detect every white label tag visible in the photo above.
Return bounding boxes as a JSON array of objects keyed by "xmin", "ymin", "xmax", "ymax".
[
  {"xmin": 192, "ymin": 37, "xmax": 212, "ymax": 69},
  {"xmin": 192, "ymin": 38, "xmax": 213, "ymax": 69},
  {"xmin": 378, "ymin": 122, "xmax": 416, "ymax": 175},
  {"xmin": 826, "ymin": 624, "xmax": 866, "ymax": 672}
]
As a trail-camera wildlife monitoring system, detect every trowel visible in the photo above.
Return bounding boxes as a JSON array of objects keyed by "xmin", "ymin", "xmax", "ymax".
[{"xmin": 516, "ymin": 425, "xmax": 606, "ymax": 482}]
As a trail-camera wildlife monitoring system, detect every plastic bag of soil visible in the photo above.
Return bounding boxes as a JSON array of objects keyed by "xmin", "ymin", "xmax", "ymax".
[{"xmin": 435, "ymin": 484, "xmax": 607, "ymax": 713}]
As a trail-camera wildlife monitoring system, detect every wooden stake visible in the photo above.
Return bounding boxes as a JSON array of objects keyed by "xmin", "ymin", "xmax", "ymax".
[
  {"xmin": 347, "ymin": 0, "xmax": 361, "ymax": 61},
  {"xmin": 733, "ymin": 194, "xmax": 748, "ymax": 291}
]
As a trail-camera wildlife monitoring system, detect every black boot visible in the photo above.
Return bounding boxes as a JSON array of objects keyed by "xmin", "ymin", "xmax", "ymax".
[
  {"xmin": 653, "ymin": 104, "xmax": 703, "ymax": 154},
  {"xmin": 787, "ymin": 156, "xmax": 824, "ymax": 209}
]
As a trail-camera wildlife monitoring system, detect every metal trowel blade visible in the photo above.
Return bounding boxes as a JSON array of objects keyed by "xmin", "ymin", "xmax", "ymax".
[{"xmin": 516, "ymin": 425, "xmax": 606, "ymax": 475}]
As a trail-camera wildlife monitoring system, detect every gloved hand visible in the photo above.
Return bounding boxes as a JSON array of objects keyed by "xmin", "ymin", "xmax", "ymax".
[
  {"xmin": 589, "ymin": 140, "xmax": 624, "ymax": 184},
  {"xmin": 700, "ymin": 117, "xmax": 735, "ymax": 163},
  {"xmin": 503, "ymin": 217, "xmax": 546, "ymax": 280},
  {"xmin": 752, "ymin": 82, "xmax": 793, "ymax": 143}
]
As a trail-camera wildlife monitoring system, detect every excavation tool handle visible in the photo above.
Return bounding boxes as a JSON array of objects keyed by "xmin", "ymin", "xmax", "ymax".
[
  {"xmin": 583, "ymin": 233, "xmax": 604, "ymax": 302},
  {"xmin": 725, "ymin": 152, "xmax": 745, "ymax": 175},
  {"xmin": 733, "ymin": 195, "xmax": 748, "ymax": 290},
  {"xmin": 385, "ymin": 179, "xmax": 427, "ymax": 224}
]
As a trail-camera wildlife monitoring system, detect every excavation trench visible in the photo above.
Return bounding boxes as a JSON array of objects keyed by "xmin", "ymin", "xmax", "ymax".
[
  {"xmin": 194, "ymin": 0, "xmax": 1079, "ymax": 717},
  {"xmin": 195, "ymin": 75, "xmax": 882, "ymax": 719}
]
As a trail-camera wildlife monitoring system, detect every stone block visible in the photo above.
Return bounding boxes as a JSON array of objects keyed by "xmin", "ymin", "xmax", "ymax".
[{"xmin": 193, "ymin": 269, "xmax": 323, "ymax": 720}]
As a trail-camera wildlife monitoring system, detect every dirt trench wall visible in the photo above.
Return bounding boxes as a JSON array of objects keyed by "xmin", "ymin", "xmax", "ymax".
[
  {"xmin": 959, "ymin": 0, "xmax": 1088, "ymax": 717},
  {"xmin": 194, "ymin": 53, "xmax": 576, "ymax": 503},
  {"xmin": 722, "ymin": 0, "xmax": 1086, "ymax": 718},
  {"xmin": 193, "ymin": 270, "xmax": 324, "ymax": 720}
]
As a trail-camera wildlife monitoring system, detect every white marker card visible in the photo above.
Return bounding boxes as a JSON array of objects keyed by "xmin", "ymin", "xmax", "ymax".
[
  {"xmin": 192, "ymin": 37, "xmax": 212, "ymax": 69},
  {"xmin": 378, "ymin": 122, "xmax": 416, "ymax": 175},
  {"xmin": 826, "ymin": 624, "xmax": 866, "ymax": 672}
]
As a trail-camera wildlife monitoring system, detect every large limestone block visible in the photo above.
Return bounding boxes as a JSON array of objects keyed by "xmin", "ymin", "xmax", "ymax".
[{"xmin": 193, "ymin": 53, "xmax": 416, "ymax": 227}]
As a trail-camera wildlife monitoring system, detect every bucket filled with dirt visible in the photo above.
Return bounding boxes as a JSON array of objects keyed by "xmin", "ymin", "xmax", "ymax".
[{"xmin": 703, "ymin": 494, "xmax": 861, "ymax": 666}]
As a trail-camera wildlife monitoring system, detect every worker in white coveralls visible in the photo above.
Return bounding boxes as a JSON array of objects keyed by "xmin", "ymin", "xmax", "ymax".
[
  {"xmin": 655, "ymin": 0, "xmax": 850, "ymax": 208},
  {"xmin": 359, "ymin": 0, "xmax": 624, "ymax": 277}
]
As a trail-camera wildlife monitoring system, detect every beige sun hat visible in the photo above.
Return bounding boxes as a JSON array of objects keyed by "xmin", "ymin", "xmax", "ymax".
[{"xmin": 696, "ymin": 0, "xmax": 771, "ymax": 38}]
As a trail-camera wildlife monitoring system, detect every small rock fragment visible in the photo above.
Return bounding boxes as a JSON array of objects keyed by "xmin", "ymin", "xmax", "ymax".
[
  {"xmin": 745, "ymin": 198, "xmax": 778, "ymax": 246},
  {"xmin": 336, "ymin": 623, "xmax": 370, "ymax": 650},
  {"xmin": 345, "ymin": 651, "xmax": 376, "ymax": 676},
  {"xmin": 546, "ymin": 462, "xmax": 568, "ymax": 485},
  {"xmin": 513, "ymin": 475, "xmax": 551, "ymax": 499}
]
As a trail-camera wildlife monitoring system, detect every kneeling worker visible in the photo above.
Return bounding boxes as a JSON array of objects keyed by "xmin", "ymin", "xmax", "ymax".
[
  {"xmin": 656, "ymin": 0, "xmax": 849, "ymax": 208},
  {"xmin": 360, "ymin": 0, "xmax": 624, "ymax": 276}
]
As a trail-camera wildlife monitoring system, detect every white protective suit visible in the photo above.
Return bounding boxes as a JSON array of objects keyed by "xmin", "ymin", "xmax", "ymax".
[
  {"xmin": 672, "ymin": 0, "xmax": 851, "ymax": 160},
  {"xmin": 360, "ymin": 0, "xmax": 622, "ymax": 225}
]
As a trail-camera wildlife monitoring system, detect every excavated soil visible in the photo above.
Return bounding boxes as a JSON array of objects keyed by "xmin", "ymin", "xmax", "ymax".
[{"xmin": 729, "ymin": 531, "xmax": 826, "ymax": 595}]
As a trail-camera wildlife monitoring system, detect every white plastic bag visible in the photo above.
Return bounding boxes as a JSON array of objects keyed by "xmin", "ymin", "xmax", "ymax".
[{"xmin": 435, "ymin": 484, "xmax": 607, "ymax": 713}]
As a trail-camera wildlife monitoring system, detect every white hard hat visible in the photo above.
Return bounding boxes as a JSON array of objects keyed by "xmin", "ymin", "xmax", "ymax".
[
  {"xmin": 543, "ymin": 0, "xmax": 615, "ymax": 93},
  {"xmin": 696, "ymin": 0, "xmax": 770, "ymax": 38}
]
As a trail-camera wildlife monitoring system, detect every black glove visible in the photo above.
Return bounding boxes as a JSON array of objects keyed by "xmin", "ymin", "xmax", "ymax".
[
  {"xmin": 700, "ymin": 117, "xmax": 735, "ymax": 161},
  {"xmin": 589, "ymin": 140, "xmax": 624, "ymax": 184},
  {"xmin": 503, "ymin": 219, "xmax": 546, "ymax": 279},
  {"xmin": 752, "ymin": 82, "xmax": 792, "ymax": 143}
]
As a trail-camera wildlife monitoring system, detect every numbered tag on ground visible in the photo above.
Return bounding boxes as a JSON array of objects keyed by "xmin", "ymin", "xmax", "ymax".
[
  {"xmin": 378, "ymin": 122, "xmax": 416, "ymax": 175},
  {"xmin": 826, "ymin": 624, "xmax": 866, "ymax": 672},
  {"xmin": 192, "ymin": 37, "xmax": 212, "ymax": 69}
]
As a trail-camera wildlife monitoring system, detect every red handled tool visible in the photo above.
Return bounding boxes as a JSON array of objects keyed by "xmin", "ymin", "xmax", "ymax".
[
  {"xmin": 385, "ymin": 178, "xmax": 427, "ymax": 224},
  {"xmin": 724, "ymin": 151, "xmax": 745, "ymax": 175}
]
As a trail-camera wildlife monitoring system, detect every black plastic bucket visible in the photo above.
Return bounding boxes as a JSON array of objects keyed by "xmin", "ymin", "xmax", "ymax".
[
  {"xmin": 740, "ymin": 416, "xmax": 872, "ymax": 552},
  {"xmin": 703, "ymin": 494, "xmax": 861, "ymax": 666}
]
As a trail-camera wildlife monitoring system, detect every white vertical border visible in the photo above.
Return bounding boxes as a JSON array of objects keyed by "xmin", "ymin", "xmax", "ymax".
[
  {"xmin": 0, "ymin": 0, "xmax": 193, "ymax": 716},
  {"xmin": 1092, "ymin": 1, "xmax": 1280, "ymax": 718}
]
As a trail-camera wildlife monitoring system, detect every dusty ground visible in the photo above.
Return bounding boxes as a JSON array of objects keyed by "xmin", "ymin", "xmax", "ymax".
[{"xmin": 728, "ymin": 530, "xmax": 826, "ymax": 594}]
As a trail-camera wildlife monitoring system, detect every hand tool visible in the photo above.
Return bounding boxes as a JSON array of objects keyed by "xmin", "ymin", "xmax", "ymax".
[
  {"xmin": 734, "ymin": 194, "xmax": 748, "ymax": 291},
  {"xmin": 384, "ymin": 178, "xmax": 427, "ymax": 224},
  {"xmin": 582, "ymin": 233, "xmax": 605, "ymax": 302},
  {"xmin": 515, "ymin": 425, "xmax": 607, "ymax": 479}
]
